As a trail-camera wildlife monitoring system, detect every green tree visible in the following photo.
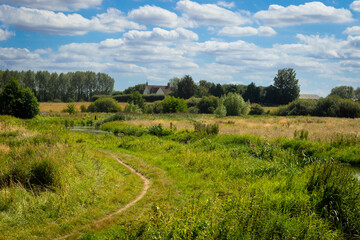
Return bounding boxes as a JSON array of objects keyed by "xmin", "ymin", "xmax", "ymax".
[
  {"xmin": 0, "ymin": 77, "xmax": 39, "ymax": 119},
  {"xmin": 329, "ymin": 86, "xmax": 355, "ymax": 100},
  {"xmin": 243, "ymin": 82, "xmax": 260, "ymax": 103},
  {"xmin": 209, "ymin": 83, "xmax": 225, "ymax": 97},
  {"xmin": 162, "ymin": 96, "xmax": 188, "ymax": 113},
  {"xmin": 177, "ymin": 75, "xmax": 196, "ymax": 99},
  {"xmin": 273, "ymin": 68, "xmax": 300, "ymax": 105},
  {"xmin": 220, "ymin": 92, "xmax": 250, "ymax": 116},
  {"xmin": 128, "ymin": 91, "xmax": 145, "ymax": 109},
  {"xmin": 198, "ymin": 96, "xmax": 219, "ymax": 113},
  {"xmin": 355, "ymin": 87, "xmax": 360, "ymax": 102}
]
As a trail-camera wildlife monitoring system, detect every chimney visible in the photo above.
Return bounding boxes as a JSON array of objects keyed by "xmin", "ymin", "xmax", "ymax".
[
  {"xmin": 146, "ymin": 82, "xmax": 148, "ymax": 86},
  {"xmin": 167, "ymin": 82, "xmax": 170, "ymax": 87}
]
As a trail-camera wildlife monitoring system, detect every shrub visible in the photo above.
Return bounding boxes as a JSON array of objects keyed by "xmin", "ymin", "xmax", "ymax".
[
  {"xmin": 95, "ymin": 113, "xmax": 127, "ymax": 128},
  {"xmin": 62, "ymin": 103, "xmax": 77, "ymax": 114},
  {"xmin": 314, "ymin": 96, "xmax": 339, "ymax": 117},
  {"xmin": 0, "ymin": 77, "xmax": 39, "ymax": 119},
  {"xmin": 221, "ymin": 92, "xmax": 249, "ymax": 116},
  {"xmin": 128, "ymin": 91, "xmax": 145, "ymax": 109},
  {"xmin": 276, "ymin": 99, "xmax": 317, "ymax": 116},
  {"xmin": 29, "ymin": 159, "xmax": 58, "ymax": 188},
  {"xmin": 152, "ymin": 101, "xmax": 164, "ymax": 114},
  {"xmin": 336, "ymin": 98, "xmax": 360, "ymax": 118},
  {"xmin": 80, "ymin": 105, "xmax": 87, "ymax": 112},
  {"xmin": 186, "ymin": 97, "xmax": 201, "ymax": 108},
  {"xmin": 249, "ymin": 104, "xmax": 265, "ymax": 115},
  {"xmin": 188, "ymin": 106, "xmax": 200, "ymax": 114},
  {"xmin": 162, "ymin": 96, "xmax": 188, "ymax": 113},
  {"xmin": 87, "ymin": 97, "xmax": 121, "ymax": 113},
  {"xmin": 147, "ymin": 124, "xmax": 173, "ymax": 136},
  {"xmin": 198, "ymin": 96, "xmax": 219, "ymax": 114},
  {"xmin": 214, "ymin": 104, "xmax": 227, "ymax": 117},
  {"xmin": 194, "ymin": 122, "xmax": 220, "ymax": 135},
  {"xmin": 124, "ymin": 102, "xmax": 143, "ymax": 113}
]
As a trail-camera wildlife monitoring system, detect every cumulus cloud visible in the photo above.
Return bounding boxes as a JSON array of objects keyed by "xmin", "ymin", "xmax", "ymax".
[
  {"xmin": 0, "ymin": 0, "xmax": 103, "ymax": 11},
  {"xmin": 123, "ymin": 28, "xmax": 198, "ymax": 43},
  {"xmin": 254, "ymin": 2, "xmax": 353, "ymax": 27},
  {"xmin": 0, "ymin": 5, "xmax": 144, "ymax": 35},
  {"xmin": 217, "ymin": 1, "xmax": 235, "ymax": 9},
  {"xmin": 218, "ymin": 26, "xmax": 276, "ymax": 37},
  {"xmin": 344, "ymin": 26, "xmax": 360, "ymax": 35},
  {"xmin": 350, "ymin": 1, "xmax": 360, "ymax": 12},
  {"xmin": 128, "ymin": 5, "xmax": 179, "ymax": 28},
  {"xmin": 0, "ymin": 29, "xmax": 15, "ymax": 41},
  {"xmin": 176, "ymin": 0, "xmax": 250, "ymax": 27}
]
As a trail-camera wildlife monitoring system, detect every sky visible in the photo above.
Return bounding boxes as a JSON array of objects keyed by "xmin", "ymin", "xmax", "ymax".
[{"xmin": 0, "ymin": 0, "xmax": 360, "ymax": 95}]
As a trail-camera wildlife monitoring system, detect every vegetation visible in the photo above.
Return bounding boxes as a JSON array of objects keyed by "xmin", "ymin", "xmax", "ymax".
[
  {"xmin": 87, "ymin": 97, "xmax": 121, "ymax": 113},
  {"xmin": 0, "ymin": 69, "xmax": 114, "ymax": 102},
  {"xmin": 162, "ymin": 96, "xmax": 188, "ymax": 113},
  {"xmin": 217, "ymin": 92, "xmax": 250, "ymax": 116},
  {"xmin": 273, "ymin": 68, "xmax": 300, "ymax": 105},
  {"xmin": 0, "ymin": 77, "xmax": 39, "ymax": 119}
]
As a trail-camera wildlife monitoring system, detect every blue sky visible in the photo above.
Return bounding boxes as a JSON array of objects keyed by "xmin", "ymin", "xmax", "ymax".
[{"xmin": 0, "ymin": 0, "xmax": 360, "ymax": 95}]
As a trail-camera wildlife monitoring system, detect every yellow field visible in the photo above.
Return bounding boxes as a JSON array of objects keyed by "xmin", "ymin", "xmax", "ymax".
[
  {"xmin": 124, "ymin": 115, "xmax": 360, "ymax": 142},
  {"xmin": 40, "ymin": 102, "xmax": 128, "ymax": 112}
]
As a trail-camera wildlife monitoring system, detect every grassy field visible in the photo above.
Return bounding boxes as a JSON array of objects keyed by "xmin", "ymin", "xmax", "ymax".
[
  {"xmin": 1, "ymin": 113, "xmax": 360, "ymax": 239},
  {"xmin": 39, "ymin": 102, "xmax": 128, "ymax": 113}
]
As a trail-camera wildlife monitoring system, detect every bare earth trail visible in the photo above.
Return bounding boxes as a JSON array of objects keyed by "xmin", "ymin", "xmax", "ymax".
[{"xmin": 53, "ymin": 150, "xmax": 151, "ymax": 240}]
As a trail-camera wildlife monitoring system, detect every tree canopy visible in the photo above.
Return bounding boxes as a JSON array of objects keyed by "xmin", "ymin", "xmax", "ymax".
[
  {"xmin": 0, "ymin": 77, "xmax": 39, "ymax": 119},
  {"xmin": 273, "ymin": 68, "xmax": 300, "ymax": 105},
  {"xmin": 329, "ymin": 86, "xmax": 355, "ymax": 100}
]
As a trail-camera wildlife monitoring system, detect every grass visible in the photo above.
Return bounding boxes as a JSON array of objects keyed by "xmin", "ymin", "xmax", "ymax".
[
  {"xmin": 1, "ymin": 113, "xmax": 360, "ymax": 239},
  {"xmin": 0, "ymin": 116, "xmax": 143, "ymax": 239},
  {"xmin": 39, "ymin": 102, "xmax": 128, "ymax": 113}
]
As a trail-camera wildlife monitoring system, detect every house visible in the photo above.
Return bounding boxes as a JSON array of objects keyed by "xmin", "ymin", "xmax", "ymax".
[
  {"xmin": 299, "ymin": 94, "xmax": 321, "ymax": 101},
  {"xmin": 143, "ymin": 82, "xmax": 174, "ymax": 95}
]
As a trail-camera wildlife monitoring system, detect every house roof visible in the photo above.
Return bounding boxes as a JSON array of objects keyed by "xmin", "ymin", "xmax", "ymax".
[
  {"xmin": 145, "ymin": 84, "xmax": 174, "ymax": 95},
  {"xmin": 299, "ymin": 94, "xmax": 321, "ymax": 100}
]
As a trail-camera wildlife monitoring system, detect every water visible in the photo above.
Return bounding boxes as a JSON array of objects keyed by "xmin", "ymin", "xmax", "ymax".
[{"xmin": 68, "ymin": 126, "xmax": 109, "ymax": 134}]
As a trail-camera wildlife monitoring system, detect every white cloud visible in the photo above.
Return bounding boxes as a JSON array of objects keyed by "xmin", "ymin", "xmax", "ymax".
[
  {"xmin": 176, "ymin": 0, "xmax": 250, "ymax": 27},
  {"xmin": 0, "ymin": 0, "xmax": 103, "ymax": 11},
  {"xmin": 217, "ymin": 1, "xmax": 235, "ymax": 9},
  {"xmin": 344, "ymin": 26, "xmax": 360, "ymax": 35},
  {"xmin": 254, "ymin": 2, "xmax": 353, "ymax": 27},
  {"xmin": 350, "ymin": 1, "xmax": 360, "ymax": 12},
  {"xmin": 0, "ymin": 5, "xmax": 144, "ymax": 35},
  {"xmin": 0, "ymin": 28, "xmax": 15, "ymax": 41},
  {"xmin": 128, "ymin": 5, "xmax": 179, "ymax": 28},
  {"xmin": 123, "ymin": 28, "xmax": 198, "ymax": 43},
  {"xmin": 218, "ymin": 26, "xmax": 276, "ymax": 37}
]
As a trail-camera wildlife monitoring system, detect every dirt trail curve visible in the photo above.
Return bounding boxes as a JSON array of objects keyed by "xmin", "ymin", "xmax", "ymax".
[{"xmin": 53, "ymin": 150, "xmax": 151, "ymax": 240}]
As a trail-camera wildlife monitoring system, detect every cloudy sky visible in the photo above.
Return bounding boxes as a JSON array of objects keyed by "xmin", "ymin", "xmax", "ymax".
[{"xmin": 1, "ymin": 0, "xmax": 360, "ymax": 95}]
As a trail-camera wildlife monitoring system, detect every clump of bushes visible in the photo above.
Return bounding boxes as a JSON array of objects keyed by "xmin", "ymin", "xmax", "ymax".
[
  {"xmin": 215, "ymin": 92, "xmax": 249, "ymax": 117},
  {"xmin": 194, "ymin": 122, "xmax": 220, "ymax": 135},
  {"xmin": 162, "ymin": 96, "xmax": 188, "ymax": 113},
  {"xmin": 124, "ymin": 102, "xmax": 143, "ymax": 113},
  {"xmin": 95, "ymin": 113, "xmax": 127, "ymax": 128},
  {"xmin": 0, "ymin": 77, "xmax": 39, "ymax": 119},
  {"xmin": 62, "ymin": 103, "xmax": 77, "ymax": 114},
  {"xmin": 87, "ymin": 97, "xmax": 121, "ymax": 113},
  {"xmin": 276, "ymin": 96, "xmax": 360, "ymax": 118},
  {"xmin": 147, "ymin": 124, "xmax": 173, "ymax": 136},
  {"xmin": 249, "ymin": 104, "xmax": 265, "ymax": 115}
]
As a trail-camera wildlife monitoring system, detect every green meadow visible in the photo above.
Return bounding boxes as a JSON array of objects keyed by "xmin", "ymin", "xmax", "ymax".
[{"xmin": 0, "ymin": 113, "xmax": 360, "ymax": 239}]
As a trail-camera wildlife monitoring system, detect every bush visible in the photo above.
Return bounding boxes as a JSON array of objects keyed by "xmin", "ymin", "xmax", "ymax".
[
  {"xmin": 249, "ymin": 104, "xmax": 265, "ymax": 115},
  {"xmin": 276, "ymin": 99, "xmax": 317, "ymax": 116},
  {"xmin": 62, "ymin": 103, "xmax": 77, "ymax": 114},
  {"xmin": 87, "ymin": 97, "xmax": 121, "ymax": 113},
  {"xmin": 162, "ymin": 96, "xmax": 188, "ymax": 113},
  {"xmin": 194, "ymin": 122, "xmax": 220, "ymax": 135},
  {"xmin": 128, "ymin": 91, "xmax": 145, "ymax": 109},
  {"xmin": 188, "ymin": 106, "xmax": 200, "ymax": 114},
  {"xmin": 221, "ymin": 92, "xmax": 249, "ymax": 116},
  {"xmin": 186, "ymin": 97, "xmax": 201, "ymax": 108},
  {"xmin": 314, "ymin": 96, "xmax": 339, "ymax": 117},
  {"xmin": 124, "ymin": 102, "xmax": 143, "ymax": 113},
  {"xmin": 336, "ymin": 98, "xmax": 360, "ymax": 118},
  {"xmin": 80, "ymin": 104, "xmax": 87, "ymax": 112},
  {"xmin": 198, "ymin": 96, "xmax": 219, "ymax": 114},
  {"xmin": 147, "ymin": 124, "xmax": 173, "ymax": 136},
  {"xmin": 0, "ymin": 77, "xmax": 39, "ymax": 119},
  {"xmin": 95, "ymin": 113, "xmax": 127, "ymax": 128},
  {"xmin": 214, "ymin": 104, "xmax": 227, "ymax": 117}
]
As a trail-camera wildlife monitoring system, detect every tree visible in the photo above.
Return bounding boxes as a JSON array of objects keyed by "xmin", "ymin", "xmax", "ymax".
[
  {"xmin": 209, "ymin": 83, "xmax": 225, "ymax": 97},
  {"xmin": 217, "ymin": 92, "xmax": 250, "ymax": 116},
  {"xmin": 177, "ymin": 75, "xmax": 196, "ymax": 99},
  {"xmin": 198, "ymin": 96, "xmax": 219, "ymax": 114},
  {"xmin": 0, "ymin": 77, "xmax": 39, "ymax": 119},
  {"xmin": 273, "ymin": 68, "xmax": 300, "ymax": 105},
  {"xmin": 355, "ymin": 87, "xmax": 360, "ymax": 102},
  {"xmin": 243, "ymin": 82, "xmax": 260, "ymax": 103},
  {"xmin": 329, "ymin": 86, "xmax": 355, "ymax": 100},
  {"xmin": 162, "ymin": 96, "xmax": 188, "ymax": 113},
  {"xmin": 128, "ymin": 91, "xmax": 145, "ymax": 109}
]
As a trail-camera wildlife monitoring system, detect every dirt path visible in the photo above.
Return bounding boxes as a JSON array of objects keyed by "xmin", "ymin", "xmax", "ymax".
[{"xmin": 53, "ymin": 150, "xmax": 151, "ymax": 240}]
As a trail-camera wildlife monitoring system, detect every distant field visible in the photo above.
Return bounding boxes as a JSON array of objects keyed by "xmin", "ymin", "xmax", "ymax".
[
  {"xmin": 40, "ymin": 102, "xmax": 127, "ymax": 112},
  {"xmin": 124, "ymin": 115, "xmax": 360, "ymax": 142}
]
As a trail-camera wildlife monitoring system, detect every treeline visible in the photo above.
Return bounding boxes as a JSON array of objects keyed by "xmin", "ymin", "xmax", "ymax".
[{"xmin": 0, "ymin": 69, "xmax": 114, "ymax": 102}]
